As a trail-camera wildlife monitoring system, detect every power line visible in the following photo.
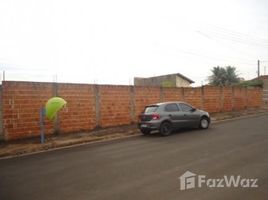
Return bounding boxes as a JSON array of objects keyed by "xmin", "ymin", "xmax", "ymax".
[
  {"xmin": 204, "ymin": 24, "xmax": 268, "ymax": 42},
  {"xmin": 196, "ymin": 25, "xmax": 268, "ymax": 48},
  {"xmin": 209, "ymin": 26, "xmax": 268, "ymax": 43},
  {"xmin": 164, "ymin": 45, "xmax": 256, "ymax": 66}
]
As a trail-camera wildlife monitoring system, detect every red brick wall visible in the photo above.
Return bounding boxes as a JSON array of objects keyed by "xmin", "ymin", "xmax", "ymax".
[
  {"xmin": 0, "ymin": 81, "xmax": 263, "ymax": 140},
  {"xmin": 162, "ymin": 87, "xmax": 183, "ymax": 102},
  {"xmin": 222, "ymin": 87, "xmax": 233, "ymax": 112},
  {"xmin": 234, "ymin": 87, "xmax": 247, "ymax": 110},
  {"xmin": 203, "ymin": 86, "xmax": 221, "ymax": 113},
  {"xmin": 184, "ymin": 87, "xmax": 203, "ymax": 109},
  {"xmin": 2, "ymin": 81, "xmax": 54, "ymax": 140},
  {"xmin": 134, "ymin": 86, "xmax": 161, "ymax": 120},
  {"xmin": 57, "ymin": 83, "xmax": 96, "ymax": 133},
  {"xmin": 99, "ymin": 85, "xmax": 131, "ymax": 127},
  {"xmin": 247, "ymin": 87, "xmax": 263, "ymax": 108}
]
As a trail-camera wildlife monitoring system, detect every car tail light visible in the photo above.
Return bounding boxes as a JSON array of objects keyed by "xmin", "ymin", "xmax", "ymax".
[{"xmin": 152, "ymin": 113, "xmax": 160, "ymax": 120}]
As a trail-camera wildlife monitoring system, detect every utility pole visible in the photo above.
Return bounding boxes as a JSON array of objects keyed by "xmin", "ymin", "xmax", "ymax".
[{"xmin": 257, "ymin": 60, "xmax": 260, "ymax": 77}]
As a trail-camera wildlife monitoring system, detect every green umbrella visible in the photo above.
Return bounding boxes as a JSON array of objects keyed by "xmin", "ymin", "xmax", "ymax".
[{"xmin": 45, "ymin": 97, "xmax": 67, "ymax": 120}]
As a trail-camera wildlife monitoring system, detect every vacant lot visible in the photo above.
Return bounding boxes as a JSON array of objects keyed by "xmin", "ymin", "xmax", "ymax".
[{"xmin": 0, "ymin": 115, "xmax": 268, "ymax": 200}]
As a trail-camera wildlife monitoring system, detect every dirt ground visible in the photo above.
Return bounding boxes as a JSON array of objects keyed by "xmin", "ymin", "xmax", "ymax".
[{"xmin": 1, "ymin": 108, "xmax": 268, "ymax": 158}]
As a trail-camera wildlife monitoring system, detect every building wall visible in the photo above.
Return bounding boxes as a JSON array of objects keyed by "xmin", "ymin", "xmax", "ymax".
[
  {"xmin": 135, "ymin": 75, "xmax": 192, "ymax": 87},
  {"xmin": 175, "ymin": 76, "xmax": 191, "ymax": 87},
  {"xmin": 134, "ymin": 75, "xmax": 177, "ymax": 87},
  {"xmin": 0, "ymin": 81, "xmax": 263, "ymax": 140}
]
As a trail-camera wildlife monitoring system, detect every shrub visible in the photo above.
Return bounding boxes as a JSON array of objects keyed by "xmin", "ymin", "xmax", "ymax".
[{"xmin": 236, "ymin": 79, "xmax": 263, "ymax": 88}]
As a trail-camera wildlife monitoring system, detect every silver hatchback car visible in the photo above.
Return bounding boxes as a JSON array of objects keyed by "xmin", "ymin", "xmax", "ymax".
[{"xmin": 138, "ymin": 101, "xmax": 210, "ymax": 136}]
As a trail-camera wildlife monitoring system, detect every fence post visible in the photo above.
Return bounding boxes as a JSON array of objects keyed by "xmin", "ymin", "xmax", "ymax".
[
  {"xmin": 220, "ymin": 86, "xmax": 224, "ymax": 112},
  {"xmin": 160, "ymin": 87, "xmax": 164, "ymax": 102},
  {"xmin": 129, "ymin": 86, "xmax": 136, "ymax": 123},
  {"xmin": 245, "ymin": 87, "xmax": 248, "ymax": 109},
  {"xmin": 201, "ymin": 86, "xmax": 205, "ymax": 110},
  {"xmin": 181, "ymin": 87, "xmax": 185, "ymax": 101},
  {"xmin": 232, "ymin": 86, "xmax": 235, "ymax": 111},
  {"xmin": 94, "ymin": 85, "xmax": 101, "ymax": 128},
  {"xmin": 40, "ymin": 107, "xmax": 45, "ymax": 143},
  {"xmin": 52, "ymin": 82, "xmax": 60, "ymax": 135}
]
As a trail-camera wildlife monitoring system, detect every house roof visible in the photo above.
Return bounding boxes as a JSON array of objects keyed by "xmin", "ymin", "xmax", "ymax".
[
  {"xmin": 144, "ymin": 73, "xmax": 194, "ymax": 83},
  {"xmin": 175, "ymin": 73, "xmax": 195, "ymax": 83}
]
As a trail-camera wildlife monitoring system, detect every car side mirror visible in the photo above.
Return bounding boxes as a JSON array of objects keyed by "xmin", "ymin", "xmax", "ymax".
[{"xmin": 191, "ymin": 108, "xmax": 196, "ymax": 112}]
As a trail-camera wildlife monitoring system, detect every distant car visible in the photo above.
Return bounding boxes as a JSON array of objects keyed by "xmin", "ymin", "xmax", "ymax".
[{"xmin": 138, "ymin": 101, "xmax": 210, "ymax": 136}]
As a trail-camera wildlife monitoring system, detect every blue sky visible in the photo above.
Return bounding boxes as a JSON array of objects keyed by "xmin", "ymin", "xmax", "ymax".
[{"xmin": 0, "ymin": 0, "xmax": 268, "ymax": 85}]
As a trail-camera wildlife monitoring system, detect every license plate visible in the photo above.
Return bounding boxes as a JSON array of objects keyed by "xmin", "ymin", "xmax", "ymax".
[{"xmin": 141, "ymin": 124, "xmax": 148, "ymax": 128}]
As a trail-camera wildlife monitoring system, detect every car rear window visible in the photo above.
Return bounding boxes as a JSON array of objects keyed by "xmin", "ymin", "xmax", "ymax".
[
  {"xmin": 165, "ymin": 103, "xmax": 180, "ymax": 112},
  {"xmin": 144, "ymin": 106, "xmax": 158, "ymax": 113}
]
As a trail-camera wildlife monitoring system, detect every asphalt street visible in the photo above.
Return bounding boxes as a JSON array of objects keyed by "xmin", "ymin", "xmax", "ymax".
[{"xmin": 0, "ymin": 114, "xmax": 268, "ymax": 200}]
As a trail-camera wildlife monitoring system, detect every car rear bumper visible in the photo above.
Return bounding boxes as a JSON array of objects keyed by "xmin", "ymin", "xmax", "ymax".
[{"xmin": 138, "ymin": 121, "xmax": 161, "ymax": 130}]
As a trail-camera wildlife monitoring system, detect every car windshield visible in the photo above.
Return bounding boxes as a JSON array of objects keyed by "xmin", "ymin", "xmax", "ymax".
[{"xmin": 144, "ymin": 106, "xmax": 158, "ymax": 113}]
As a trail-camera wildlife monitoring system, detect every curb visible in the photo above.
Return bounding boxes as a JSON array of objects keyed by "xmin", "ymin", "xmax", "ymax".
[
  {"xmin": 0, "ymin": 133, "xmax": 142, "ymax": 160},
  {"xmin": 211, "ymin": 111, "xmax": 268, "ymax": 124}
]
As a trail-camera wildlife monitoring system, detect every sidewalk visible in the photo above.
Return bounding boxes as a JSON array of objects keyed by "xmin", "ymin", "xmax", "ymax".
[{"xmin": 1, "ymin": 108, "xmax": 268, "ymax": 158}]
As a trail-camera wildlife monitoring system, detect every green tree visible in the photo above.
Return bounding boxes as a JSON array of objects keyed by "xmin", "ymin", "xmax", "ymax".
[{"xmin": 208, "ymin": 66, "xmax": 240, "ymax": 86}]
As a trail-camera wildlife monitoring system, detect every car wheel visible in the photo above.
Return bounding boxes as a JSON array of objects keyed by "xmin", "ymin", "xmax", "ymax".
[
  {"xmin": 140, "ymin": 129, "xmax": 150, "ymax": 135},
  {"xmin": 200, "ymin": 117, "xmax": 209, "ymax": 129},
  {"xmin": 160, "ymin": 121, "xmax": 172, "ymax": 136}
]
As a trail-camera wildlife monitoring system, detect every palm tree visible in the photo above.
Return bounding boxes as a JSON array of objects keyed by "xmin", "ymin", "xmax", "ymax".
[{"xmin": 208, "ymin": 66, "xmax": 240, "ymax": 86}]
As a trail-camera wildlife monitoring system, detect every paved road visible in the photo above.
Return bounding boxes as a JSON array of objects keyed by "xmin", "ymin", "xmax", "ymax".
[{"xmin": 0, "ymin": 115, "xmax": 268, "ymax": 200}]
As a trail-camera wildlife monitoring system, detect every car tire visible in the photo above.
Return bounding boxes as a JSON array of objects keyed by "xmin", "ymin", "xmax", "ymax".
[
  {"xmin": 140, "ymin": 129, "xmax": 150, "ymax": 135},
  {"xmin": 159, "ymin": 121, "xmax": 172, "ymax": 136},
  {"xmin": 199, "ymin": 117, "xmax": 209, "ymax": 129}
]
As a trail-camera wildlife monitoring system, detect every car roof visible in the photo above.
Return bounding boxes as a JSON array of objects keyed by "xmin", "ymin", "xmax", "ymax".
[{"xmin": 148, "ymin": 101, "xmax": 187, "ymax": 107}]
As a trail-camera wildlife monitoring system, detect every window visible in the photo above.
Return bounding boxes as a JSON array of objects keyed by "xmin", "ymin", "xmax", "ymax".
[
  {"xmin": 179, "ymin": 103, "xmax": 193, "ymax": 112},
  {"xmin": 165, "ymin": 103, "xmax": 180, "ymax": 112},
  {"xmin": 144, "ymin": 106, "xmax": 158, "ymax": 113}
]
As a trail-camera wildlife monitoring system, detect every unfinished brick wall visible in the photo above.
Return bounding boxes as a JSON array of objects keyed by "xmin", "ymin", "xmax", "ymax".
[
  {"xmin": 99, "ymin": 85, "xmax": 132, "ymax": 127},
  {"xmin": 184, "ymin": 87, "xmax": 203, "ymax": 110},
  {"xmin": 134, "ymin": 86, "xmax": 161, "ymax": 120},
  {"xmin": 0, "ymin": 85, "xmax": 3, "ymax": 140},
  {"xmin": 203, "ymin": 86, "xmax": 221, "ymax": 113},
  {"xmin": 222, "ymin": 87, "xmax": 233, "ymax": 112},
  {"xmin": 162, "ymin": 87, "xmax": 183, "ymax": 102},
  {"xmin": 233, "ymin": 87, "xmax": 247, "ymax": 110},
  {"xmin": 247, "ymin": 87, "xmax": 263, "ymax": 107},
  {"xmin": 0, "ymin": 81, "xmax": 263, "ymax": 140},
  {"xmin": 2, "ymin": 82, "xmax": 54, "ymax": 140},
  {"xmin": 57, "ymin": 83, "xmax": 96, "ymax": 134}
]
